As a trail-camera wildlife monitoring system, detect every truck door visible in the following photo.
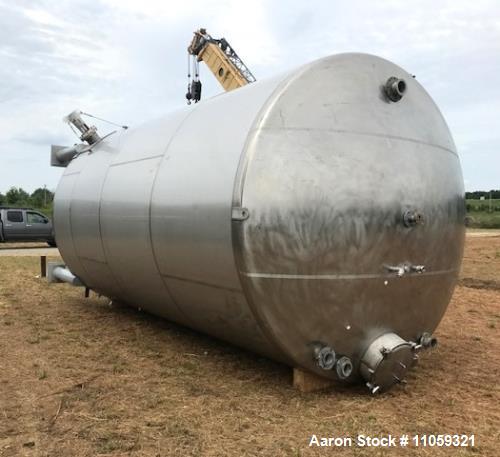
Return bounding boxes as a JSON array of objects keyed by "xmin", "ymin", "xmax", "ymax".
[
  {"xmin": 3, "ymin": 210, "xmax": 26, "ymax": 240},
  {"xmin": 26, "ymin": 211, "xmax": 51, "ymax": 239}
]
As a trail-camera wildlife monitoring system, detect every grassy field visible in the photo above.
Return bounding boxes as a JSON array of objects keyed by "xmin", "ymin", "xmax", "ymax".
[
  {"xmin": 466, "ymin": 212, "xmax": 500, "ymax": 229},
  {"xmin": 466, "ymin": 199, "xmax": 500, "ymax": 228},
  {"xmin": 0, "ymin": 235, "xmax": 499, "ymax": 456},
  {"xmin": 466, "ymin": 198, "xmax": 500, "ymax": 210}
]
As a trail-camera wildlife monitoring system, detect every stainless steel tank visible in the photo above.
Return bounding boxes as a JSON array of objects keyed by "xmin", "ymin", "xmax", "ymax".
[{"xmin": 53, "ymin": 53, "xmax": 465, "ymax": 392}]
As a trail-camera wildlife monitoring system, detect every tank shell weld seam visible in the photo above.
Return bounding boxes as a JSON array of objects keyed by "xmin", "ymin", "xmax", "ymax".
[
  {"xmin": 249, "ymin": 128, "xmax": 458, "ymax": 157},
  {"xmin": 240, "ymin": 268, "xmax": 458, "ymax": 280},
  {"xmin": 230, "ymin": 62, "xmax": 313, "ymax": 207},
  {"xmin": 94, "ymin": 153, "xmax": 129, "ymax": 300},
  {"xmin": 76, "ymin": 255, "xmax": 108, "ymax": 265},
  {"xmin": 109, "ymin": 154, "xmax": 164, "ymax": 167},
  {"xmin": 227, "ymin": 66, "xmax": 313, "ymax": 365},
  {"xmin": 160, "ymin": 273, "xmax": 242, "ymax": 293},
  {"xmin": 146, "ymin": 108, "xmax": 201, "ymax": 329}
]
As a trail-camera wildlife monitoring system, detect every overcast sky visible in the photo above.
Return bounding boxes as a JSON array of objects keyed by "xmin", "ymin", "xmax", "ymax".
[{"xmin": 0, "ymin": 0, "xmax": 498, "ymax": 193}]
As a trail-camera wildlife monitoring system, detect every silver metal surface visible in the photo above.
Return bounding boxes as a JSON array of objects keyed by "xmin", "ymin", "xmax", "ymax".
[
  {"xmin": 51, "ymin": 145, "xmax": 82, "ymax": 167},
  {"xmin": 48, "ymin": 263, "xmax": 84, "ymax": 286},
  {"xmin": 53, "ymin": 53, "xmax": 465, "ymax": 390},
  {"xmin": 359, "ymin": 332, "xmax": 415, "ymax": 392},
  {"xmin": 64, "ymin": 110, "xmax": 101, "ymax": 144}
]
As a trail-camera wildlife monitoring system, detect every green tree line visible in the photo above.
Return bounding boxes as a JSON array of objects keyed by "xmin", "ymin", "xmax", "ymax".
[
  {"xmin": 465, "ymin": 190, "xmax": 500, "ymax": 199},
  {"xmin": 0, "ymin": 186, "xmax": 498, "ymax": 227},
  {"xmin": 0, "ymin": 187, "xmax": 54, "ymax": 215}
]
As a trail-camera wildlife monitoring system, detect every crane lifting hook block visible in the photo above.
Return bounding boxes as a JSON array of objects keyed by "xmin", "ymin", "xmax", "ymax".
[{"xmin": 185, "ymin": 28, "xmax": 256, "ymax": 104}]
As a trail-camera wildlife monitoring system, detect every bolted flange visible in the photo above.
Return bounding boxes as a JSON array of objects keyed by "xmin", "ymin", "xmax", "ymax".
[{"xmin": 360, "ymin": 332, "xmax": 416, "ymax": 393}]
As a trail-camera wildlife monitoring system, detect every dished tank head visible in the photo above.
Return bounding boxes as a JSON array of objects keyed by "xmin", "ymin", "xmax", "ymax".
[{"xmin": 53, "ymin": 53, "xmax": 465, "ymax": 393}]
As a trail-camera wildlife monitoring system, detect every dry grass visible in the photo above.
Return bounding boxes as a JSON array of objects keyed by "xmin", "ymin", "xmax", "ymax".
[
  {"xmin": 461, "ymin": 232, "xmax": 500, "ymax": 286},
  {"xmin": 0, "ymin": 242, "xmax": 50, "ymax": 250},
  {"xmin": 0, "ymin": 235, "xmax": 499, "ymax": 456}
]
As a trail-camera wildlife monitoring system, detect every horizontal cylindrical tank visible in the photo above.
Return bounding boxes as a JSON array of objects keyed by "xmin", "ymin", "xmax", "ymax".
[{"xmin": 54, "ymin": 53, "xmax": 465, "ymax": 392}]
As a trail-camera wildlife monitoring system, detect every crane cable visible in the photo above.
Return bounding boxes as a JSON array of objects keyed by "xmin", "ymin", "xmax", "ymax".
[
  {"xmin": 186, "ymin": 54, "xmax": 192, "ymax": 104},
  {"xmin": 187, "ymin": 54, "xmax": 201, "ymax": 104},
  {"xmin": 193, "ymin": 56, "xmax": 199, "ymax": 82}
]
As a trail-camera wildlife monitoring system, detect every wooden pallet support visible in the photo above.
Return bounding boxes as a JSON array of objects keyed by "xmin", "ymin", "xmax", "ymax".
[{"xmin": 293, "ymin": 368, "xmax": 334, "ymax": 393}]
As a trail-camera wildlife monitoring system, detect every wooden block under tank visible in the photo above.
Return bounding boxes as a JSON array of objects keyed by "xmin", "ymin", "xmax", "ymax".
[{"xmin": 293, "ymin": 368, "xmax": 334, "ymax": 393}]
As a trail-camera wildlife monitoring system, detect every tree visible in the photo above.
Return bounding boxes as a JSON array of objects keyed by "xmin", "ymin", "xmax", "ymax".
[
  {"xmin": 30, "ymin": 187, "xmax": 54, "ymax": 208},
  {"xmin": 5, "ymin": 187, "xmax": 29, "ymax": 205},
  {"xmin": 0, "ymin": 193, "xmax": 4, "ymax": 206},
  {"xmin": 465, "ymin": 190, "xmax": 500, "ymax": 199}
]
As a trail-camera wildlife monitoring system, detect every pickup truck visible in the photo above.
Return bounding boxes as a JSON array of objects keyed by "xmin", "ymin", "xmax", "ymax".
[{"xmin": 0, "ymin": 207, "xmax": 56, "ymax": 246}]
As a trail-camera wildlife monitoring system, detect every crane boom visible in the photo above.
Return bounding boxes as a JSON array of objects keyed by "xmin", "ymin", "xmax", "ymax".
[{"xmin": 186, "ymin": 28, "xmax": 256, "ymax": 103}]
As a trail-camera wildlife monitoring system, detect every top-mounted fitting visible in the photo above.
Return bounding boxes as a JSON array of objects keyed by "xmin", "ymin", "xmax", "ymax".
[
  {"xmin": 64, "ymin": 110, "xmax": 101, "ymax": 145},
  {"xmin": 384, "ymin": 77, "xmax": 407, "ymax": 102}
]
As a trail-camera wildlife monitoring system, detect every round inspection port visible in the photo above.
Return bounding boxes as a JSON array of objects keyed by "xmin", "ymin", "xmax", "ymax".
[
  {"xmin": 218, "ymin": 67, "xmax": 224, "ymax": 77},
  {"xmin": 360, "ymin": 333, "xmax": 414, "ymax": 392}
]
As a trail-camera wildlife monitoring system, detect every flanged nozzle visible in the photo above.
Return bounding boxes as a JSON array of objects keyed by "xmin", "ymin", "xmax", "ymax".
[
  {"xmin": 419, "ymin": 332, "xmax": 438, "ymax": 349},
  {"xmin": 384, "ymin": 76, "xmax": 407, "ymax": 102},
  {"xmin": 336, "ymin": 356, "xmax": 354, "ymax": 380},
  {"xmin": 403, "ymin": 210, "xmax": 424, "ymax": 227},
  {"xmin": 313, "ymin": 345, "xmax": 336, "ymax": 370}
]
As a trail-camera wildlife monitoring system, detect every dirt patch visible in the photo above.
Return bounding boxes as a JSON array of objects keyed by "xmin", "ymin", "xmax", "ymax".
[
  {"xmin": 461, "ymin": 231, "xmax": 500, "ymax": 284},
  {"xmin": 0, "ymin": 247, "xmax": 59, "ymax": 257},
  {"xmin": 0, "ymin": 242, "xmax": 50, "ymax": 249},
  {"xmin": 460, "ymin": 277, "xmax": 500, "ymax": 291},
  {"xmin": 0, "ymin": 237, "xmax": 499, "ymax": 456},
  {"xmin": 466, "ymin": 229, "xmax": 500, "ymax": 238}
]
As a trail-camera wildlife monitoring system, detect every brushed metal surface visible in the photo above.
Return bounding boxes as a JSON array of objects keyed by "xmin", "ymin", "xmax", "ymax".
[
  {"xmin": 53, "ymin": 53, "xmax": 465, "ymax": 386},
  {"xmin": 233, "ymin": 54, "xmax": 465, "ymax": 380}
]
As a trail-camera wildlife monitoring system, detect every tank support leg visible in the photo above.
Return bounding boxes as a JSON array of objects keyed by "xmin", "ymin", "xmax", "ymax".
[
  {"xmin": 40, "ymin": 256, "xmax": 47, "ymax": 278},
  {"xmin": 293, "ymin": 368, "xmax": 334, "ymax": 393}
]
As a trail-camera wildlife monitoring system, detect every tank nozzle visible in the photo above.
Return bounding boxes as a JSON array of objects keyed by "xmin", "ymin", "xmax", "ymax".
[
  {"xmin": 312, "ymin": 344, "xmax": 336, "ymax": 370},
  {"xmin": 384, "ymin": 77, "xmax": 406, "ymax": 102},
  {"xmin": 336, "ymin": 356, "xmax": 354, "ymax": 380},
  {"xmin": 419, "ymin": 332, "xmax": 438, "ymax": 349}
]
